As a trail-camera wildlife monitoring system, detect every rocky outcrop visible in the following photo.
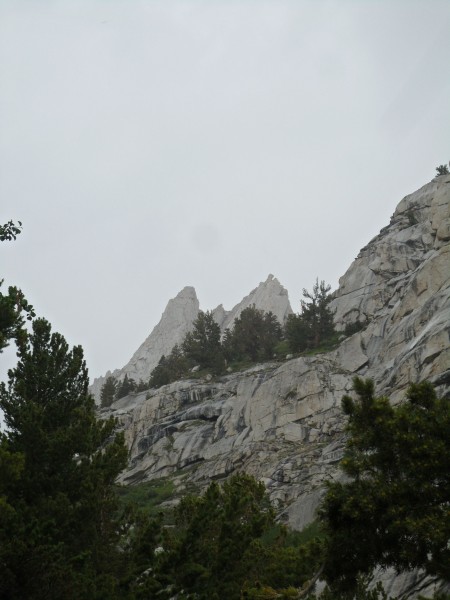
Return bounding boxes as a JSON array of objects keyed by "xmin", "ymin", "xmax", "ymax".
[
  {"xmin": 102, "ymin": 175, "xmax": 449, "ymax": 597},
  {"xmin": 110, "ymin": 357, "xmax": 349, "ymax": 531},
  {"xmin": 212, "ymin": 274, "xmax": 292, "ymax": 331},
  {"xmin": 91, "ymin": 275, "xmax": 292, "ymax": 401},
  {"xmin": 330, "ymin": 173, "xmax": 450, "ymax": 403},
  {"xmin": 90, "ymin": 286, "xmax": 200, "ymax": 401},
  {"xmin": 108, "ymin": 173, "xmax": 449, "ymax": 492}
]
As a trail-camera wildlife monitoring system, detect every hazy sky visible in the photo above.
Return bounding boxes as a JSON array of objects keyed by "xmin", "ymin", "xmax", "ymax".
[{"xmin": 1, "ymin": 1, "xmax": 449, "ymax": 382}]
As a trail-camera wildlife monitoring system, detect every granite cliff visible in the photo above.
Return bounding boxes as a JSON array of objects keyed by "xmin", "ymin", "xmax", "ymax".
[
  {"xmin": 90, "ymin": 274, "xmax": 292, "ymax": 401},
  {"xmin": 102, "ymin": 175, "xmax": 449, "ymax": 597}
]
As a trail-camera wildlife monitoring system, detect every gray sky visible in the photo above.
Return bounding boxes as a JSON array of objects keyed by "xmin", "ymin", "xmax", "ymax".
[{"xmin": 1, "ymin": 0, "xmax": 449, "ymax": 382}]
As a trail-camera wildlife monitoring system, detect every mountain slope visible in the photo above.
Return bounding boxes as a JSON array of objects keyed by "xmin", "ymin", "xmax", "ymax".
[
  {"xmin": 107, "ymin": 175, "xmax": 449, "ymax": 511},
  {"xmin": 91, "ymin": 275, "xmax": 292, "ymax": 400},
  {"xmin": 103, "ymin": 174, "xmax": 449, "ymax": 599}
]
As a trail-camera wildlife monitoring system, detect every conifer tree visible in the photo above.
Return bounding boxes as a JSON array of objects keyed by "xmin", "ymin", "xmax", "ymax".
[
  {"xmin": 228, "ymin": 306, "xmax": 282, "ymax": 362},
  {"xmin": 100, "ymin": 375, "xmax": 118, "ymax": 407},
  {"xmin": 300, "ymin": 279, "xmax": 334, "ymax": 347},
  {"xmin": 159, "ymin": 474, "xmax": 276, "ymax": 599},
  {"xmin": 182, "ymin": 310, "xmax": 224, "ymax": 373},
  {"xmin": 285, "ymin": 279, "xmax": 335, "ymax": 352},
  {"xmin": 435, "ymin": 164, "xmax": 449, "ymax": 176},
  {"xmin": 116, "ymin": 373, "xmax": 136, "ymax": 399},
  {"xmin": 149, "ymin": 344, "xmax": 189, "ymax": 389},
  {"xmin": 0, "ymin": 318, "xmax": 129, "ymax": 599},
  {"xmin": 0, "ymin": 221, "xmax": 35, "ymax": 352},
  {"xmin": 320, "ymin": 378, "xmax": 450, "ymax": 592}
]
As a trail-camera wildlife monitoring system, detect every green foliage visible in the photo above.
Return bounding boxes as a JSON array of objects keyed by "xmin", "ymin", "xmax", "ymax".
[
  {"xmin": 149, "ymin": 344, "xmax": 190, "ymax": 389},
  {"xmin": 225, "ymin": 306, "xmax": 282, "ymax": 363},
  {"xmin": 300, "ymin": 279, "xmax": 335, "ymax": 347},
  {"xmin": 125, "ymin": 510, "xmax": 164, "ymax": 598},
  {"xmin": 243, "ymin": 535, "xmax": 323, "ymax": 594},
  {"xmin": 320, "ymin": 378, "xmax": 450, "ymax": 592},
  {"xmin": 285, "ymin": 313, "xmax": 310, "ymax": 352},
  {"xmin": 116, "ymin": 373, "xmax": 136, "ymax": 399},
  {"xmin": 116, "ymin": 477, "xmax": 176, "ymax": 518},
  {"xmin": 435, "ymin": 164, "xmax": 449, "ymax": 176},
  {"xmin": 163, "ymin": 473, "xmax": 276, "ymax": 599},
  {"xmin": 182, "ymin": 310, "xmax": 224, "ymax": 373},
  {"xmin": 100, "ymin": 375, "xmax": 118, "ymax": 407},
  {"xmin": 284, "ymin": 520, "xmax": 325, "ymax": 547},
  {"xmin": 137, "ymin": 474, "xmax": 324, "ymax": 600},
  {"xmin": 0, "ymin": 220, "xmax": 23, "ymax": 242},
  {"xmin": 148, "ymin": 308, "xmax": 283, "ymax": 386},
  {"xmin": 343, "ymin": 320, "xmax": 367, "ymax": 336},
  {"xmin": 274, "ymin": 339, "xmax": 290, "ymax": 358},
  {"xmin": 0, "ymin": 221, "xmax": 35, "ymax": 352},
  {"xmin": 134, "ymin": 379, "xmax": 148, "ymax": 392},
  {"xmin": 0, "ymin": 282, "xmax": 35, "ymax": 352},
  {"xmin": 0, "ymin": 318, "xmax": 130, "ymax": 599},
  {"xmin": 285, "ymin": 279, "xmax": 335, "ymax": 353}
]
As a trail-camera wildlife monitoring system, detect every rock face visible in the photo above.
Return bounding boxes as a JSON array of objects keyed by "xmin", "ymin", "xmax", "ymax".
[
  {"xmin": 330, "ymin": 174, "xmax": 450, "ymax": 403},
  {"xmin": 212, "ymin": 274, "xmax": 292, "ymax": 331},
  {"xmin": 108, "ymin": 173, "xmax": 449, "ymax": 487},
  {"xmin": 91, "ymin": 275, "xmax": 292, "ymax": 401},
  {"xmin": 104, "ymin": 175, "xmax": 449, "ymax": 596},
  {"xmin": 90, "ymin": 286, "xmax": 200, "ymax": 401}
]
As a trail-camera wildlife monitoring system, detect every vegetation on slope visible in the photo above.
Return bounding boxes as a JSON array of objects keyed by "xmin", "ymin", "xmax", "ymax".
[
  {"xmin": 101, "ymin": 278, "xmax": 340, "ymax": 402},
  {"xmin": 2, "ymin": 220, "xmax": 449, "ymax": 600}
]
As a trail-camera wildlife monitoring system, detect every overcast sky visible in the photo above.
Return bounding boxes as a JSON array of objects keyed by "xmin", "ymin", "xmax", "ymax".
[{"xmin": 1, "ymin": 0, "xmax": 449, "ymax": 382}]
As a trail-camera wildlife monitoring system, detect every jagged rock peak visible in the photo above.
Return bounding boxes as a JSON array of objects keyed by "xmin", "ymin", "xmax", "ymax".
[
  {"xmin": 90, "ymin": 275, "xmax": 292, "ymax": 401},
  {"xmin": 90, "ymin": 286, "xmax": 200, "ymax": 400},
  {"xmin": 212, "ymin": 274, "xmax": 293, "ymax": 331},
  {"xmin": 117, "ymin": 284, "xmax": 200, "ymax": 379}
]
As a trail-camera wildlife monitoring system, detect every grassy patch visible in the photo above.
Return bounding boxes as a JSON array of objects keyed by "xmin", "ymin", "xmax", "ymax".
[
  {"xmin": 284, "ymin": 520, "xmax": 325, "ymax": 546},
  {"xmin": 303, "ymin": 334, "xmax": 341, "ymax": 355},
  {"xmin": 115, "ymin": 477, "xmax": 176, "ymax": 518},
  {"xmin": 274, "ymin": 340, "xmax": 291, "ymax": 358}
]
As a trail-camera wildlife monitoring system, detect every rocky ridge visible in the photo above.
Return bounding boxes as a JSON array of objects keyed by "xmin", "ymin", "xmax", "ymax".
[
  {"xmin": 90, "ymin": 275, "xmax": 292, "ymax": 401},
  {"xmin": 108, "ymin": 175, "xmax": 450, "ymax": 503},
  {"xmin": 104, "ymin": 175, "xmax": 449, "ymax": 597},
  {"xmin": 212, "ymin": 273, "xmax": 292, "ymax": 331}
]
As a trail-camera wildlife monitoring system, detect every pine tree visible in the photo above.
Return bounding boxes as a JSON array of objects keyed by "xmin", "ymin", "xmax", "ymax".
[
  {"xmin": 100, "ymin": 375, "xmax": 118, "ymax": 408},
  {"xmin": 228, "ymin": 306, "xmax": 282, "ymax": 362},
  {"xmin": 285, "ymin": 279, "xmax": 335, "ymax": 352},
  {"xmin": 182, "ymin": 310, "xmax": 224, "ymax": 373},
  {"xmin": 320, "ymin": 378, "xmax": 450, "ymax": 592},
  {"xmin": 0, "ymin": 318, "xmax": 129, "ymax": 599},
  {"xmin": 149, "ymin": 344, "xmax": 190, "ymax": 389},
  {"xmin": 261, "ymin": 311, "xmax": 283, "ymax": 359},
  {"xmin": 116, "ymin": 373, "xmax": 136, "ymax": 399},
  {"xmin": 0, "ymin": 221, "xmax": 35, "ymax": 352},
  {"xmin": 435, "ymin": 164, "xmax": 449, "ymax": 176},
  {"xmin": 284, "ymin": 313, "xmax": 310, "ymax": 352},
  {"xmin": 300, "ymin": 279, "xmax": 334, "ymax": 347},
  {"xmin": 160, "ymin": 474, "xmax": 276, "ymax": 599}
]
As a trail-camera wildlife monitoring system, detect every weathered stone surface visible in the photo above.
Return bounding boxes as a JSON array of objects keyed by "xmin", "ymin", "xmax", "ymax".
[
  {"xmin": 330, "ymin": 174, "xmax": 450, "ymax": 403},
  {"xmin": 102, "ymin": 176, "xmax": 449, "ymax": 598},
  {"xmin": 212, "ymin": 274, "xmax": 292, "ymax": 331},
  {"xmin": 91, "ymin": 275, "xmax": 293, "ymax": 401},
  {"xmin": 90, "ymin": 286, "xmax": 200, "ymax": 401}
]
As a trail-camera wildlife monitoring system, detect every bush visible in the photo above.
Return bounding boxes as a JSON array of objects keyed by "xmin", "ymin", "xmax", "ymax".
[{"xmin": 435, "ymin": 164, "xmax": 449, "ymax": 176}]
